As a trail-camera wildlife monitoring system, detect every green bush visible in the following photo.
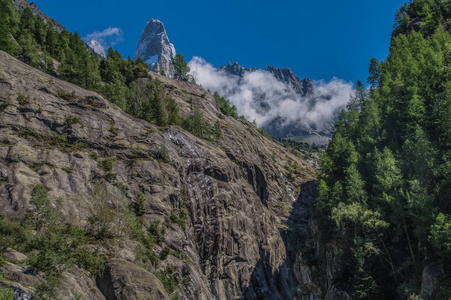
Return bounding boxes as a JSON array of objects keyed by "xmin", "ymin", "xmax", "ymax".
[
  {"xmin": 213, "ymin": 92, "xmax": 238, "ymax": 119},
  {"xmin": 160, "ymin": 246, "xmax": 171, "ymax": 260},
  {"xmin": 65, "ymin": 116, "xmax": 84, "ymax": 127},
  {"xmin": 88, "ymin": 152, "xmax": 98, "ymax": 160},
  {"xmin": 156, "ymin": 266, "xmax": 179, "ymax": 296},
  {"xmin": 17, "ymin": 94, "xmax": 29, "ymax": 105},
  {"xmin": 0, "ymin": 286, "xmax": 14, "ymax": 300},
  {"xmin": 156, "ymin": 145, "xmax": 171, "ymax": 163},
  {"xmin": 429, "ymin": 213, "xmax": 451, "ymax": 259},
  {"xmin": 27, "ymin": 184, "xmax": 57, "ymax": 230},
  {"xmin": 97, "ymin": 157, "xmax": 114, "ymax": 173}
]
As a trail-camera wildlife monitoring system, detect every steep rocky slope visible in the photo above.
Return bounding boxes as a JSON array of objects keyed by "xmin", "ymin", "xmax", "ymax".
[{"xmin": 0, "ymin": 50, "xmax": 316, "ymax": 299}]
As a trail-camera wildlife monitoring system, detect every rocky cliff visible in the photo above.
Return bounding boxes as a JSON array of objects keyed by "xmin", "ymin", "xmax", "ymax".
[
  {"xmin": 134, "ymin": 19, "xmax": 176, "ymax": 76},
  {"xmin": 88, "ymin": 39, "xmax": 106, "ymax": 58},
  {"xmin": 0, "ymin": 50, "xmax": 317, "ymax": 299}
]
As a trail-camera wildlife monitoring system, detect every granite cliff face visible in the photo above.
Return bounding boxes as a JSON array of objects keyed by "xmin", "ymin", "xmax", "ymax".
[
  {"xmin": 0, "ymin": 50, "xmax": 317, "ymax": 299},
  {"xmin": 134, "ymin": 19, "xmax": 176, "ymax": 76}
]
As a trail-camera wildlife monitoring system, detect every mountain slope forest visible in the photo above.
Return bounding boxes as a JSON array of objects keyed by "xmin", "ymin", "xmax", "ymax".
[{"xmin": 310, "ymin": 0, "xmax": 451, "ymax": 298}]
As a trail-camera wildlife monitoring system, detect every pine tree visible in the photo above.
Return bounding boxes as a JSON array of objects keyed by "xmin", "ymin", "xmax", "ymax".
[{"xmin": 173, "ymin": 54, "xmax": 191, "ymax": 81}]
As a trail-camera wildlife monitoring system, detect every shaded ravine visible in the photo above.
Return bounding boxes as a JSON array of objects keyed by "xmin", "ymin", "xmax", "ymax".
[{"xmin": 242, "ymin": 181, "xmax": 317, "ymax": 299}]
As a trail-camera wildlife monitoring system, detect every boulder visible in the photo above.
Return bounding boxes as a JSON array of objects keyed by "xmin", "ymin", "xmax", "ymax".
[{"xmin": 97, "ymin": 259, "xmax": 169, "ymax": 300}]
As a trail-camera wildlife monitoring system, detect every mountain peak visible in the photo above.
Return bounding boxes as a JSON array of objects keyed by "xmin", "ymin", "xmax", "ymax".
[
  {"xmin": 266, "ymin": 65, "xmax": 314, "ymax": 96},
  {"xmin": 134, "ymin": 19, "xmax": 176, "ymax": 76},
  {"xmin": 87, "ymin": 39, "xmax": 106, "ymax": 58}
]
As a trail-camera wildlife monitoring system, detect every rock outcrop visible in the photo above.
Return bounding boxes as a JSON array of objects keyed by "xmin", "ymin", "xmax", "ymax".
[
  {"xmin": 0, "ymin": 50, "xmax": 316, "ymax": 299},
  {"xmin": 88, "ymin": 39, "xmax": 106, "ymax": 58},
  {"xmin": 421, "ymin": 263, "xmax": 443, "ymax": 300},
  {"xmin": 97, "ymin": 259, "xmax": 170, "ymax": 300},
  {"xmin": 134, "ymin": 19, "xmax": 176, "ymax": 76}
]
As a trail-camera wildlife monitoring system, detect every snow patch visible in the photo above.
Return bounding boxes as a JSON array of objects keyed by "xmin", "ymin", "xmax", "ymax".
[
  {"xmin": 87, "ymin": 39, "xmax": 106, "ymax": 58},
  {"xmin": 145, "ymin": 55, "xmax": 159, "ymax": 66}
]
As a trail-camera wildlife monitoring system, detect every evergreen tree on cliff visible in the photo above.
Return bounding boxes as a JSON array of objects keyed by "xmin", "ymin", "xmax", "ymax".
[{"xmin": 172, "ymin": 54, "xmax": 191, "ymax": 81}]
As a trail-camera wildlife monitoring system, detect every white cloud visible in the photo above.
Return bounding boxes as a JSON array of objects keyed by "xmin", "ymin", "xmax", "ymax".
[
  {"xmin": 84, "ymin": 27, "xmax": 124, "ymax": 49},
  {"xmin": 188, "ymin": 57, "xmax": 354, "ymax": 133}
]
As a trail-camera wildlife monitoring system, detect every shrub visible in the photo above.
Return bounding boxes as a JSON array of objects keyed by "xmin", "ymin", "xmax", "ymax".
[
  {"xmin": 17, "ymin": 94, "xmax": 30, "ymax": 105},
  {"xmin": 65, "ymin": 116, "xmax": 84, "ymax": 127},
  {"xmin": 160, "ymin": 246, "xmax": 171, "ymax": 260},
  {"xmin": 156, "ymin": 145, "xmax": 170, "ymax": 163},
  {"xmin": 0, "ymin": 286, "xmax": 15, "ymax": 300},
  {"xmin": 97, "ymin": 157, "xmax": 114, "ymax": 173},
  {"xmin": 28, "ymin": 184, "xmax": 56, "ymax": 230}
]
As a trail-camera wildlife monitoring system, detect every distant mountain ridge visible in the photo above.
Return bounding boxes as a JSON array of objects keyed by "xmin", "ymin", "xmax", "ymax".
[
  {"xmin": 220, "ymin": 62, "xmax": 314, "ymax": 96},
  {"xmin": 216, "ymin": 62, "xmax": 334, "ymax": 144}
]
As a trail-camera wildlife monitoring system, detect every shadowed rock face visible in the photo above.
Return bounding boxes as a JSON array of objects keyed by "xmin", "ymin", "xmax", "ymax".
[
  {"xmin": 134, "ymin": 19, "xmax": 176, "ymax": 76},
  {"xmin": 0, "ymin": 50, "xmax": 316, "ymax": 299}
]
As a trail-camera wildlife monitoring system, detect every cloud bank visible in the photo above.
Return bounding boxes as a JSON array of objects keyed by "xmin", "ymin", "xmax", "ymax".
[
  {"xmin": 84, "ymin": 27, "xmax": 124, "ymax": 49},
  {"xmin": 189, "ymin": 57, "xmax": 354, "ymax": 134}
]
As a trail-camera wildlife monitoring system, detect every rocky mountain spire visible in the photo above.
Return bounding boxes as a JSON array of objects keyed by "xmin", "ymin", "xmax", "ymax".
[
  {"xmin": 266, "ymin": 65, "xmax": 314, "ymax": 96},
  {"xmin": 134, "ymin": 19, "xmax": 176, "ymax": 76},
  {"xmin": 87, "ymin": 39, "xmax": 106, "ymax": 58}
]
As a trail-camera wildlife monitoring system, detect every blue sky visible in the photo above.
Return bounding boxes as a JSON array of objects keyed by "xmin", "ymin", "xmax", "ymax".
[{"xmin": 33, "ymin": 0, "xmax": 407, "ymax": 83}]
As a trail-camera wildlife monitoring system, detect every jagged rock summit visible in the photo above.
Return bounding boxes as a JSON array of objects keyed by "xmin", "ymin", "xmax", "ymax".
[
  {"xmin": 134, "ymin": 19, "xmax": 176, "ymax": 76},
  {"xmin": 218, "ymin": 62, "xmax": 334, "ymax": 143},
  {"xmin": 87, "ymin": 39, "xmax": 106, "ymax": 58},
  {"xmin": 220, "ymin": 62, "xmax": 314, "ymax": 96}
]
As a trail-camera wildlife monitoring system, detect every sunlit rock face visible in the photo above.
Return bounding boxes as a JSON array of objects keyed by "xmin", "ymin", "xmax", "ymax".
[
  {"xmin": 88, "ymin": 39, "xmax": 106, "ymax": 58},
  {"xmin": 134, "ymin": 19, "xmax": 176, "ymax": 76}
]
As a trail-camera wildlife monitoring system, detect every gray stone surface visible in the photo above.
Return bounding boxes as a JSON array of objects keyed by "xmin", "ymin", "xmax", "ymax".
[
  {"xmin": 134, "ymin": 19, "xmax": 176, "ymax": 76},
  {"xmin": 97, "ymin": 259, "xmax": 169, "ymax": 300},
  {"xmin": 1, "ymin": 248, "xmax": 27, "ymax": 263},
  {"xmin": 0, "ymin": 49, "xmax": 316, "ymax": 299}
]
